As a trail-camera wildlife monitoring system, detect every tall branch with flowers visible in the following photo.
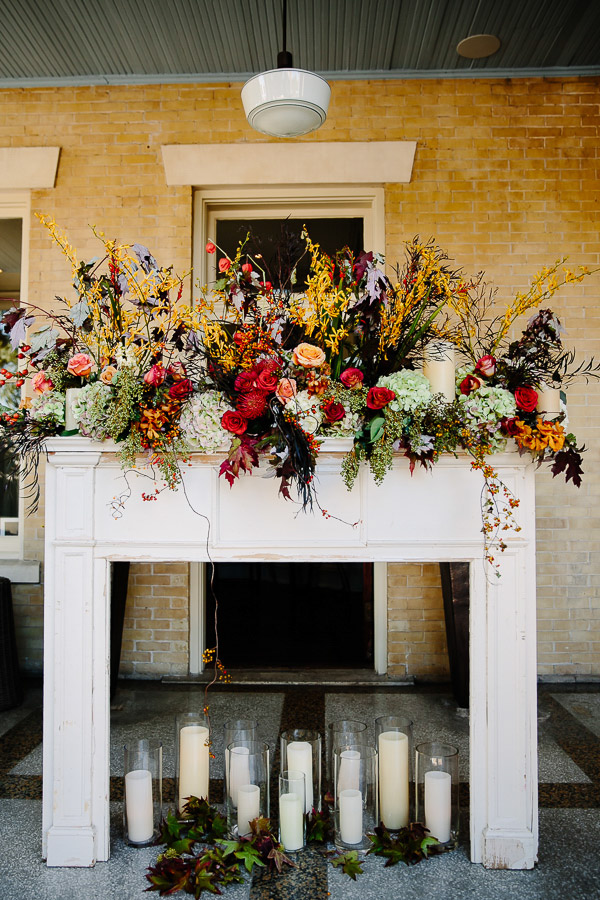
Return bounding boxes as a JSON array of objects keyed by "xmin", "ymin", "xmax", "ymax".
[{"xmin": 0, "ymin": 218, "xmax": 598, "ymax": 572}]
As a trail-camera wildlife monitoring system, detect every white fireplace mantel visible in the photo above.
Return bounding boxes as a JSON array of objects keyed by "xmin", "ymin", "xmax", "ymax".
[{"xmin": 42, "ymin": 438, "xmax": 538, "ymax": 870}]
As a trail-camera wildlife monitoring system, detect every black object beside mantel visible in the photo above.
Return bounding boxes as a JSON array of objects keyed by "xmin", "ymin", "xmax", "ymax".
[{"xmin": 440, "ymin": 562, "xmax": 470, "ymax": 709}]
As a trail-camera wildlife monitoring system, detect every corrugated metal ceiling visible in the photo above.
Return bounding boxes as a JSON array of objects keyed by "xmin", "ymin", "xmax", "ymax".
[{"xmin": 0, "ymin": 0, "xmax": 599, "ymax": 86}]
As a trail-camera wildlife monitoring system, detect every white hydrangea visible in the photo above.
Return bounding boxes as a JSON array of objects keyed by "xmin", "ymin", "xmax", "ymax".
[
  {"xmin": 377, "ymin": 369, "xmax": 432, "ymax": 413},
  {"xmin": 29, "ymin": 390, "xmax": 65, "ymax": 424},
  {"xmin": 285, "ymin": 389, "xmax": 322, "ymax": 435},
  {"xmin": 72, "ymin": 383, "xmax": 113, "ymax": 440},
  {"xmin": 179, "ymin": 391, "xmax": 232, "ymax": 451}
]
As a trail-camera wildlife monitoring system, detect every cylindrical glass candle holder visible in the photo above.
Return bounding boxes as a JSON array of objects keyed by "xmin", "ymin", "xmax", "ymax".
[
  {"xmin": 326, "ymin": 720, "xmax": 367, "ymax": 791},
  {"xmin": 334, "ymin": 744, "xmax": 378, "ymax": 854},
  {"xmin": 280, "ymin": 729, "xmax": 321, "ymax": 815},
  {"xmin": 224, "ymin": 719, "xmax": 258, "ymax": 805},
  {"xmin": 278, "ymin": 770, "xmax": 306, "ymax": 852},
  {"xmin": 123, "ymin": 739, "xmax": 162, "ymax": 846},
  {"xmin": 415, "ymin": 742, "xmax": 459, "ymax": 849},
  {"xmin": 226, "ymin": 740, "xmax": 270, "ymax": 837},
  {"xmin": 375, "ymin": 715, "xmax": 413, "ymax": 830},
  {"xmin": 175, "ymin": 712, "xmax": 210, "ymax": 815}
]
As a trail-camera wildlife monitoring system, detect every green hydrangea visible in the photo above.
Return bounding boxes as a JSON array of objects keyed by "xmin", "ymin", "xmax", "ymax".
[
  {"xmin": 29, "ymin": 390, "xmax": 65, "ymax": 425},
  {"xmin": 377, "ymin": 369, "xmax": 432, "ymax": 413},
  {"xmin": 179, "ymin": 391, "xmax": 232, "ymax": 451},
  {"xmin": 72, "ymin": 383, "xmax": 114, "ymax": 440}
]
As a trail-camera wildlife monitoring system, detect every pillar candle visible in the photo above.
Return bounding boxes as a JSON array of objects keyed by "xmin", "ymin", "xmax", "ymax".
[
  {"xmin": 227, "ymin": 746, "xmax": 250, "ymax": 807},
  {"xmin": 279, "ymin": 792, "xmax": 304, "ymax": 851},
  {"xmin": 537, "ymin": 385, "xmax": 561, "ymax": 417},
  {"xmin": 125, "ymin": 768, "xmax": 154, "ymax": 843},
  {"xmin": 378, "ymin": 731, "xmax": 409, "ymax": 829},
  {"xmin": 424, "ymin": 770, "xmax": 452, "ymax": 842},
  {"xmin": 287, "ymin": 741, "xmax": 314, "ymax": 814},
  {"xmin": 337, "ymin": 749, "xmax": 361, "ymax": 795},
  {"xmin": 64, "ymin": 387, "xmax": 82, "ymax": 431},
  {"xmin": 423, "ymin": 341, "xmax": 456, "ymax": 402},
  {"xmin": 178, "ymin": 724, "xmax": 210, "ymax": 810},
  {"xmin": 339, "ymin": 788, "xmax": 363, "ymax": 844},
  {"xmin": 237, "ymin": 783, "xmax": 260, "ymax": 836}
]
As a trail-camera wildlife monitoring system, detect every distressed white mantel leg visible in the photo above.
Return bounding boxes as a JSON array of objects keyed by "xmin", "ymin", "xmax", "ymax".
[{"xmin": 42, "ymin": 451, "xmax": 111, "ymax": 866}]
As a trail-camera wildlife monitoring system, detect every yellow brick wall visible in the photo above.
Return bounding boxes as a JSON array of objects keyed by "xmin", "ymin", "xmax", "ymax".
[{"xmin": 2, "ymin": 76, "xmax": 598, "ymax": 678}]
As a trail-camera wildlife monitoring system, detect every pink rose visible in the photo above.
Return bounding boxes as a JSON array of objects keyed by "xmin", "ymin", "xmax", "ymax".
[
  {"xmin": 99, "ymin": 365, "xmax": 118, "ymax": 385},
  {"xmin": 292, "ymin": 343, "xmax": 326, "ymax": 368},
  {"xmin": 31, "ymin": 370, "xmax": 54, "ymax": 394},
  {"xmin": 67, "ymin": 353, "xmax": 94, "ymax": 379},
  {"xmin": 340, "ymin": 367, "xmax": 364, "ymax": 389},
  {"xmin": 474, "ymin": 355, "xmax": 496, "ymax": 378},
  {"xmin": 218, "ymin": 257, "xmax": 231, "ymax": 273},
  {"xmin": 275, "ymin": 377, "xmax": 297, "ymax": 404},
  {"xmin": 143, "ymin": 364, "xmax": 166, "ymax": 386},
  {"xmin": 459, "ymin": 374, "xmax": 482, "ymax": 395}
]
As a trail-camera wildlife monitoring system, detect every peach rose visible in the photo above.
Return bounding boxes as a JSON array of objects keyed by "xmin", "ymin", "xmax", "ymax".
[
  {"xmin": 275, "ymin": 377, "xmax": 297, "ymax": 404},
  {"xmin": 31, "ymin": 370, "xmax": 54, "ymax": 394},
  {"xmin": 67, "ymin": 353, "xmax": 94, "ymax": 379},
  {"xmin": 292, "ymin": 343, "xmax": 326, "ymax": 368},
  {"xmin": 99, "ymin": 365, "xmax": 118, "ymax": 385}
]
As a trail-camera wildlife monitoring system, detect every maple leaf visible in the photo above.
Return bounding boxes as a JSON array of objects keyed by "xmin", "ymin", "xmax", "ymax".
[
  {"xmin": 367, "ymin": 822, "xmax": 440, "ymax": 867},
  {"xmin": 551, "ymin": 445, "xmax": 584, "ymax": 488},
  {"xmin": 330, "ymin": 850, "xmax": 364, "ymax": 880},
  {"xmin": 218, "ymin": 436, "xmax": 260, "ymax": 486}
]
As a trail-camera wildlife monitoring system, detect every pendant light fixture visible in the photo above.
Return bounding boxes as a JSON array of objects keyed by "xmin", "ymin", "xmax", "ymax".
[{"xmin": 241, "ymin": 0, "xmax": 331, "ymax": 138}]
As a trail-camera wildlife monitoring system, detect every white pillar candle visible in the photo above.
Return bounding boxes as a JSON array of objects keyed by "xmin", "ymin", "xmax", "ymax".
[
  {"xmin": 125, "ymin": 768, "xmax": 154, "ymax": 843},
  {"xmin": 178, "ymin": 724, "xmax": 210, "ymax": 810},
  {"xmin": 337, "ymin": 749, "xmax": 361, "ymax": 795},
  {"xmin": 279, "ymin": 792, "xmax": 304, "ymax": 851},
  {"xmin": 287, "ymin": 741, "xmax": 314, "ymax": 814},
  {"xmin": 237, "ymin": 783, "xmax": 260, "ymax": 836},
  {"xmin": 423, "ymin": 341, "xmax": 456, "ymax": 402},
  {"xmin": 424, "ymin": 770, "xmax": 452, "ymax": 842},
  {"xmin": 64, "ymin": 387, "xmax": 82, "ymax": 431},
  {"xmin": 537, "ymin": 385, "xmax": 561, "ymax": 417},
  {"xmin": 339, "ymin": 788, "xmax": 363, "ymax": 844},
  {"xmin": 227, "ymin": 746, "xmax": 250, "ymax": 807},
  {"xmin": 378, "ymin": 731, "xmax": 409, "ymax": 829}
]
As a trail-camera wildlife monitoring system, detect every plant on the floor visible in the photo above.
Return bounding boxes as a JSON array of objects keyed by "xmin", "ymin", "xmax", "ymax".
[
  {"xmin": 366, "ymin": 822, "xmax": 441, "ymax": 867},
  {"xmin": 329, "ymin": 849, "xmax": 364, "ymax": 880},
  {"xmin": 145, "ymin": 798, "xmax": 294, "ymax": 897}
]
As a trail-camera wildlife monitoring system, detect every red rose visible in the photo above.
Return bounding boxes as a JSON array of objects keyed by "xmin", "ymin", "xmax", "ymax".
[
  {"xmin": 514, "ymin": 385, "xmax": 538, "ymax": 412},
  {"xmin": 256, "ymin": 369, "xmax": 278, "ymax": 392},
  {"xmin": 340, "ymin": 367, "xmax": 364, "ymax": 389},
  {"xmin": 474, "ymin": 355, "xmax": 496, "ymax": 378},
  {"xmin": 366, "ymin": 386, "xmax": 395, "ymax": 410},
  {"xmin": 323, "ymin": 400, "xmax": 346, "ymax": 423},
  {"xmin": 205, "ymin": 241, "xmax": 216, "ymax": 254},
  {"xmin": 218, "ymin": 257, "xmax": 231, "ymax": 273},
  {"xmin": 501, "ymin": 416, "xmax": 522, "ymax": 436},
  {"xmin": 460, "ymin": 374, "xmax": 482, "ymax": 395},
  {"xmin": 234, "ymin": 370, "xmax": 257, "ymax": 392},
  {"xmin": 168, "ymin": 379, "xmax": 193, "ymax": 400},
  {"xmin": 221, "ymin": 410, "xmax": 248, "ymax": 435}
]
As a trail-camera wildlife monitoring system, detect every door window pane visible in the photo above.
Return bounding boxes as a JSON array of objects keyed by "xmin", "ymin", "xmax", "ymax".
[{"xmin": 0, "ymin": 218, "xmax": 22, "ymax": 529}]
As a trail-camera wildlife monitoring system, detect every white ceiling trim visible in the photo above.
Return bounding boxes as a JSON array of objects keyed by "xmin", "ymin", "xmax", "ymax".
[
  {"xmin": 0, "ymin": 147, "xmax": 61, "ymax": 190},
  {"xmin": 162, "ymin": 141, "xmax": 417, "ymax": 186}
]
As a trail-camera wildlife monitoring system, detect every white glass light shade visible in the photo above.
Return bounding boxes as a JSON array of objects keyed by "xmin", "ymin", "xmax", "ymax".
[{"xmin": 241, "ymin": 68, "xmax": 331, "ymax": 138}]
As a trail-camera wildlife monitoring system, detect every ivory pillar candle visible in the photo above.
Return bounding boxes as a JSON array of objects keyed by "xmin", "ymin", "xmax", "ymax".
[
  {"xmin": 64, "ymin": 387, "xmax": 82, "ymax": 431},
  {"xmin": 178, "ymin": 724, "xmax": 209, "ymax": 809},
  {"xmin": 227, "ymin": 745, "xmax": 250, "ymax": 806},
  {"xmin": 337, "ymin": 749, "xmax": 361, "ymax": 794},
  {"xmin": 237, "ymin": 784, "xmax": 260, "ymax": 836},
  {"xmin": 287, "ymin": 741, "xmax": 314, "ymax": 813},
  {"xmin": 378, "ymin": 731, "xmax": 409, "ymax": 829},
  {"xmin": 537, "ymin": 385, "xmax": 561, "ymax": 417},
  {"xmin": 423, "ymin": 341, "xmax": 456, "ymax": 402},
  {"xmin": 339, "ymin": 789, "xmax": 363, "ymax": 844},
  {"xmin": 279, "ymin": 792, "xmax": 304, "ymax": 851},
  {"xmin": 125, "ymin": 769, "xmax": 153, "ymax": 843},
  {"xmin": 424, "ymin": 770, "xmax": 452, "ymax": 842}
]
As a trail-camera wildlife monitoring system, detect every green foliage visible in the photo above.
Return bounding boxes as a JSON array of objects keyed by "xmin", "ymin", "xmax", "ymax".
[
  {"xmin": 330, "ymin": 850, "xmax": 364, "ymax": 880},
  {"xmin": 366, "ymin": 823, "xmax": 441, "ymax": 867},
  {"xmin": 306, "ymin": 804, "xmax": 334, "ymax": 844}
]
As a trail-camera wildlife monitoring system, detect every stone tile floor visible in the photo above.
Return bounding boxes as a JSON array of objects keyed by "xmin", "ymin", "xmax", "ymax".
[{"xmin": 0, "ymin": 679, "xmax": 599, "ymax": 899}]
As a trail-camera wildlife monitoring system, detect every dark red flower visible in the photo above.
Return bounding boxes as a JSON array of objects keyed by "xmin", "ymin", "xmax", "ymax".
[
  {"xmin": 236, "ymin": 389, "xmax": 267, "ymax": 419},
  {"xmin": 234, "ymin": 370, "xmax": 257, "ymax": 392},
  {"xmin": 323, "ymin": 400, "xmax": 346, "ymax": 423},
  {"xmin": 366, "ymin": 386, "xmax": 395, "ymax": 410},
  {"xmin": 168, "ymin": 379, "xmax": 193, "ymax": 400},
  {"xmin": 474, "ymin": 355, "xmax": 496, "ymax": 378},
  {"xmin": 221, "ymin": 410, "xmax": 248, "ymax": 435},
  {"xmin": 501, "ymin": 416, "xmax": 522, "ymax": 436},
  {"xmin": 514, "ymin": 385, "xmax": 538, "ymax": 412},
  {"xmin": 340, "ymin": 367, "xmax": 364, "ymax": 389},
  {"xmin": 460, "ymin": 374, "xmax": 482, "ymax": 395},
  {"xmin": 256, "ymin": 369, "xmax": 278, "ymax": 392}
]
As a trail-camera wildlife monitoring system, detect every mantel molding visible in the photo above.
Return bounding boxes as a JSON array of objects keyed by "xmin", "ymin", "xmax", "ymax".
[
  {"xmin": 161, "ymin": 141, "xmax": 416, "ymax": 186},
  {"xmin": 0, "ymin": 147, "xmax": 60, "ymax": 189}
]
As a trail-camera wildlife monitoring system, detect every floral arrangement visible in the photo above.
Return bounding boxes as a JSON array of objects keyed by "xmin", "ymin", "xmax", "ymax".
[{"xmin": 0, "ymin": 217, "xmax": 597, "ymax": 565}]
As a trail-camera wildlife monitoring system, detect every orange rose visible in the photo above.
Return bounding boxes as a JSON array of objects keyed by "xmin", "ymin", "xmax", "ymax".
[
  {"xmin": 292, "ymin": 343, "xmax": 326, "ymax": 368},
  {"xmin": 99, "ymin": 365, "xmax": 118, "ymax": 385},
  {"xmin": 67, "ymin": 353, "xmax": 94, "ymax": 378}
]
